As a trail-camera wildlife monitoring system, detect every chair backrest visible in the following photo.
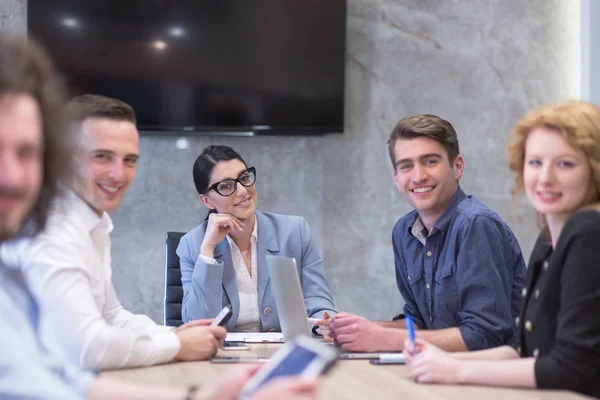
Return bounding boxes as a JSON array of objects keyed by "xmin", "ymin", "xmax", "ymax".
[{"xmin": 164, "ymin": 231, "xmax": 185, "ymax": 327}]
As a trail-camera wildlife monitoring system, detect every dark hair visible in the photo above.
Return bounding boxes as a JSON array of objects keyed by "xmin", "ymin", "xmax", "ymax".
[
  {"xmin": 0, "ymin": 36, "xmax": 70, "ymax": 236},
  {"xmin": 387, "ymin": 114, "xmax": 460, "ymax": 167},
  {"xmin": 193, "ymin": 145, "xmax": 247, "ymax": 194},
  {"xmin": 193, "ymin": 145, "xmax": 247, "ymax": 219},
  {"xmin": 67, "ymin": 93, "xmax": 136, "ymax": 126}
]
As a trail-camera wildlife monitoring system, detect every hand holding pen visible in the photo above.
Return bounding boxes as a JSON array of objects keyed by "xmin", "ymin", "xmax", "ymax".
[{"xmin": 403, "ymin": 315, "xmax": 422, "ymax": 366}]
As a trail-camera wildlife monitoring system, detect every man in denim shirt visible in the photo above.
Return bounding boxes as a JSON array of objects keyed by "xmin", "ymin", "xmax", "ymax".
[{"xmin": 329, "ymin": 114, "xmax": 526, "ymax": 352}]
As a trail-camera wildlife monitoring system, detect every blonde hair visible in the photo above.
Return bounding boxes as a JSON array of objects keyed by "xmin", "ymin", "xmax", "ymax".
[{"xmin": 507, "ymin": 101, "xmax": 600, "ymax": 226}]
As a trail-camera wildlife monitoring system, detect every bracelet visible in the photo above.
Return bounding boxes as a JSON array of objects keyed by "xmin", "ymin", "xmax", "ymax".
[{"xmin": 184, "ymin": 385, "xmax": 200, "ymax": 400}]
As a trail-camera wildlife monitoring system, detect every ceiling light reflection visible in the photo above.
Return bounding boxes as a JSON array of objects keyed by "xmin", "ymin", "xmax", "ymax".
[
  {"xmin": 152, "ymin": 40, "xmax": 167, "ymax": 50},
  {"xmin": 169, "ymin": 27, "xmax": 185, "ymax": 37},
  {"xmin": 61, "ymin": 17, "xmax": 79, "ymax": 29}
]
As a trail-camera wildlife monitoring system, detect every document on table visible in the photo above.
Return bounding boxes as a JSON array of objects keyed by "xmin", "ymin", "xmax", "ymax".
[{"xmin": 225, "ymin": 332, "xmax": 284, "ymax": 343}]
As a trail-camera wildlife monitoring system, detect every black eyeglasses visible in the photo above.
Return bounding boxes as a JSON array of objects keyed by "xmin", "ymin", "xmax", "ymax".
[{"xmin": 204, "ymin": 167, "xmax": 256, "ymax": 197}]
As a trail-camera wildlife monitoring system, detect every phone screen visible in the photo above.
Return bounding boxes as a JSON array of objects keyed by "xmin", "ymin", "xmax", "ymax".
[{"xmin": 259, "ymin": 346, "xmax": 318, "ymax": 383}]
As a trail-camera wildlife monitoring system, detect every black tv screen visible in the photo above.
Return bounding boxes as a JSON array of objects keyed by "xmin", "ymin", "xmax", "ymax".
[{"xmin": 28, "ymin": 0, "xmax": 347, "ymax": 135}]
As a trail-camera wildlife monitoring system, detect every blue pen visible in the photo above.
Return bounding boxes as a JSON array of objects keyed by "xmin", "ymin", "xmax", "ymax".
[{"xmin": 405, "ymin": 315, "xmax": 417, "ymax": 354}]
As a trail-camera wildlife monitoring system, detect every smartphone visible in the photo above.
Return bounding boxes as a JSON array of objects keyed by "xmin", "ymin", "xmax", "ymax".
[
  {"xmin": 369, "ymin": 358, "xmax": 406, "ymax": 365},
  {"xmin": 223, "ymin": 341, "xmax": 250, "ymax": 351},
  {"xmin": 211, "ymin": 306, "xmax": 233, "ymax": 327},
  {"xmin": 368, "ymin": 353, "xmax": 406, "ymax": 365},
  {"xmin": 338, "ymin": 352, "xmax": 387, "ymax": 360},
  {"xmin": 239, "ymin": 336, "xmax": 338, "ymax": 398}
]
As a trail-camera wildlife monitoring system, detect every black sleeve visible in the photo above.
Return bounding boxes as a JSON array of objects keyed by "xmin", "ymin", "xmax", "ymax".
[{"xmin": 535, "ymin": 227, "xmax": 600, "ymax": 395}]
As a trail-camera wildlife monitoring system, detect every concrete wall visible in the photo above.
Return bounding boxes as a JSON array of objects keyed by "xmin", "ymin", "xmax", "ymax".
[{"xmin": 3, "ymin": 0, "xmax": 580, "ymax": 323}]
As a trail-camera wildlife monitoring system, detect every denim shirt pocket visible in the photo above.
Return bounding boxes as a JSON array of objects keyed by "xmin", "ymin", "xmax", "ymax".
[
  {"xmin": 407, "ymin": 266, "xmax": 424, "ymax": 288},
  {"xmin": 434, "ymin": 262, "xmax": 454, "ymax": 283},
  {"xmin": 434, "ymin": 262, "xmax": 458, "ymax": 317}
]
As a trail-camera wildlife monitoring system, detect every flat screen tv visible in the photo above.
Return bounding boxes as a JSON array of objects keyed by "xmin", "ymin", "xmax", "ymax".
[{"xmin": 28, "ymin": 0, "xmax": 347, "ymax": 135}]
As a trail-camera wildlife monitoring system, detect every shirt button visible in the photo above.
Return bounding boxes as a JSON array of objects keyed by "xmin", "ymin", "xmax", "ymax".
[
  {"xmin": 533, "ymin": 348, "xmax": 540, "ymax": 358},
  {"xmin": 525, "ymin": 320, "xmax": 533, "ymax": 332},
  {"xmin": 263, "ymin": 307, "xmax": 272, "ymax": 316},
  {"xmin": 426, "ymin": 283, "xmax": 430, "ymax": 289},
  {"xmin": 429, "ymin": 316, "xmax": 433, "ymax": 322},
  {"xmin": 426, "ymin": 251, "xmax": 432, "ymax": 257},
  {"xmin": 543, "ymin": 261, "xmax": 549, "ymax": 271},
  {"xmin": 521, "ymin": 288, "xmax": 527, "ymax": 297},
  {"xmin": 534, "ymin": 289, "xmax": 540, "ymax": 299},
  {"xmin": 268, "ymin": 328, "xmax": 277, "ymax": 332},
  {"xmin": 408, "ymin": 275, "xmax": 411, "ymax": 281},
  {"xmin": 515, "ymin": 316, "xmax": 520, "ymax": 327}
]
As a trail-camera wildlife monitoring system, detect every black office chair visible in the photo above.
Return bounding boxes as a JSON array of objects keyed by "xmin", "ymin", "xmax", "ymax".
[{"xmin": 164, "ymin": 231, "xmax": 185, "ymax": 327}]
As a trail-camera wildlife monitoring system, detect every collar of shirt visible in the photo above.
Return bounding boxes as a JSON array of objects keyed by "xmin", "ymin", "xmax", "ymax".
[
  {"xmin": 58, "ymin": 189, "xmax": 114, "ymax": 236},
  {"xmin": 408, "ymin": 187, "xmax": 467, "ymax": 244},
  {"xmin": 226, "ymin": 214, "xmax": 258, "ymax": 250}
]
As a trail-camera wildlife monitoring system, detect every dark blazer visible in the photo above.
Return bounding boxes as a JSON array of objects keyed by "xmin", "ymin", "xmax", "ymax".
[
  {"xmin": 176, "ymin": 212, "xmax": 337, "ymax": 332},
  {"xmin": 518, "ymin": 209, "xmax": 600, "ymax": 398}
]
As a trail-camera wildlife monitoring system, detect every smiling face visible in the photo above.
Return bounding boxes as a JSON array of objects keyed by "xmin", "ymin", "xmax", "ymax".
[
  {"xmin": 71, "ymin": 117, "xmax": 139, "ymax": 215},
  {"xmin": 0, "ymin": 93, "xmax": 43, "ymax": 241},
  {"xmin": 393, "ymin": 137, "xmax": 464, "ymax": 223},
  {"xmin": 199, "ymin": 159, "xmax": 257, "ymax": 221},
  {"xmin": 524, "ymin": 126, "xmax": 592, "ymax": 221}
]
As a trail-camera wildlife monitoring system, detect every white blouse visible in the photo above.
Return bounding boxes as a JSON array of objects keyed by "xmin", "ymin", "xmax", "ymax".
[{"xmin": 201, "ymin": 216, "xmax": 261, "ymax": 332}]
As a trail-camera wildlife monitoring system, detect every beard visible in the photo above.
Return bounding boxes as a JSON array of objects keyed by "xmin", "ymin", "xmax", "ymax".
[
  {"xmin": 0, "ymin": 186, "xmax": 32, "ymax": 243},
  {"xmin": 0, "ymin": 213, "xmax": 19, "ymax": 242}
]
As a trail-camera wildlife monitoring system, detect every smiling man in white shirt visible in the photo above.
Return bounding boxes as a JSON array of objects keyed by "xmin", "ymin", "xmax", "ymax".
[{"xmin": 8, "ymin": 93, "xmax": 226, "ymax": 370}]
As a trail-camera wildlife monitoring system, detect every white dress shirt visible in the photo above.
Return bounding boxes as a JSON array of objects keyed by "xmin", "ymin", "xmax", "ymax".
[
  {"xmin": 200, "ymin": 217, "xmax": 261, "ymax": 332},
  {"xmin": 1, "ymin": 190, "xmax": 180, "ymax": 370}
]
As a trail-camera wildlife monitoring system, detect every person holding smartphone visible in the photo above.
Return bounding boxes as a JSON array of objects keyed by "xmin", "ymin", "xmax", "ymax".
[
  {"xmin": 404, "ymin": 101, "xmax": 600, "ymax": 398},
  {"xmin": 0, "ymin": 35, "xmax": 319, "ymax": 400},
  {"xmin": 177, "ymin": 145, "xmax": 337, "ymax": 333}
]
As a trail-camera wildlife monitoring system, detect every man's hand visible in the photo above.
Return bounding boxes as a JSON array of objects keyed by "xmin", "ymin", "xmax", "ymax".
[
  {"xmin": 202, "ymin": 365, "xmax": 318, "ymax": 400},
  {"xmin": 407, "ymin": 338, "xmax": 461, "ymax": 384},
  {"xmin": 175, "ymin": 325, "xmax": 226, "ymax": 361},
  {"xmin": 331, "ymin": 312, "xmax": 404, "ymax": 352},
  {"xmin": 175, "ymin": 319, "xmax": 213, "ymax": 332},
  {"xmin": 313, "ymin": 311, "xmax": 333, "ymax": 342}
]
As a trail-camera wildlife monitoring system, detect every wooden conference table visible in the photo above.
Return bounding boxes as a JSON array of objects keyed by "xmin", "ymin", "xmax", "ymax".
[{"xmin": 103, "ymin": 344, "xmax": 590, "ymax": 400}]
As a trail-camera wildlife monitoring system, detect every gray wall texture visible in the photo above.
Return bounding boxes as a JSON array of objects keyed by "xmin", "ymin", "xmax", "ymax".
[{"xmin": 3, "ymin": 0, "xmax": 580, "ymax": 323}]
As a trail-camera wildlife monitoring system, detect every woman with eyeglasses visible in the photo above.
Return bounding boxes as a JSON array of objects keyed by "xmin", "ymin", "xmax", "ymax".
[
  {"xmin": 404, "ymin": 101, "xmax": 600, "ymax": 398},
  {"xmin": 176, "ymin": 145, "xmax": 337, "ymax": 333}
]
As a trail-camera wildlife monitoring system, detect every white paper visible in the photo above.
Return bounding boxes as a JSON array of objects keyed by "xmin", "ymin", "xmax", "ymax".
[{"xmin": 225, "ymin": 332, "xmax": 284, "ymax": 343}]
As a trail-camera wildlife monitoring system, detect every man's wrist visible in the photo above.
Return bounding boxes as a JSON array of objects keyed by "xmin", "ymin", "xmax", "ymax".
[
  {"xmin": 376, "ymin": 320, "xmax": 405, "ymax": 329},
  {"xmin": 455, "ymin": 360, "xmax": 469, "ymax": 385},
  {"xmin": 376, "ymin": 325, "xmax": 406, "ymax": 351}
]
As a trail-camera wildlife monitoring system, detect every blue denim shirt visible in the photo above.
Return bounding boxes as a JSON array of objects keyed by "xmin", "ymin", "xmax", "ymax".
[
  {"xmin": 393, "ymin": 187, "xmax": 526, "ymax": 350},
  {"xmin": 0, "ymin": 261, "xmax": 92, "ymax": 399}
]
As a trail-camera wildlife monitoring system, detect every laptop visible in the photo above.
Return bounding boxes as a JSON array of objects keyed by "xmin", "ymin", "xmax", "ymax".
[
  {"xmin": 266, "ymin": 255, "xmax": 313, "ymax": 342},
  {"xmin": 266, "ymin": 255, "xmax": 405, "ymax": 361}
]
